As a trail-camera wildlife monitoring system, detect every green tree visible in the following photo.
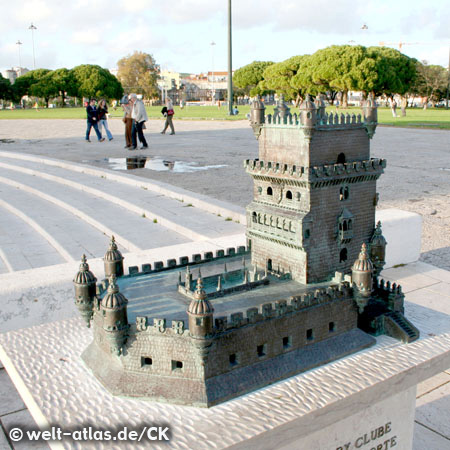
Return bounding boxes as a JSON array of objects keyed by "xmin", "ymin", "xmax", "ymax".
[
  {"xmin": 72, "ymin": 64, "xmax": 123, "ymax": 100},
  {"xmin": 413, "ymin": 61, "xmax": 448, "ymax": 107},
  {"xmin": 50, "ymin": 68, "xmax": 78, "ymax": 107},
  {"xmin": 299, "ymin": 45, "xmax": 377, "ymax": 107},
  {"xmin": 12, "ymin": 69, "xmax": 50, "ymax": 102},
  {"xmin": 259, "ymin": 55, "xmax": 311, "ymax": 105},
  {"xmin": 233, "ymin": 61, "xmax": 274, "ymax": 96},
  {"xmin": 0, "ymin": 74, "xmax": 12, "ymax": 102},
  {"xmin": 367, "ymin": 46, "xmax": 417, "ymax": 98},
  {"xmin": 117, "ymin": 51, "xmax": 159, "ymax": 99}
]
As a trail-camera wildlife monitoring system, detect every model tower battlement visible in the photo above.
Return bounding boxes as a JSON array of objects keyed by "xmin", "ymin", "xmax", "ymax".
[{"xmin": 74, "ymin": 96, "xmax": 419, "ymax": 407}]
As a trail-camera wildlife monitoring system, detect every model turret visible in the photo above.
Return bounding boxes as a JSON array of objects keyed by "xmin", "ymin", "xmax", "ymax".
[
  {"xmin": 273, "ymin": 94, "xmax": 291, "ymax": 123},
  {"xmin": 299, "ymin": 94, "xmax": 317, "ymax": 128},
  {"xmin": 370, "ymin": 221, "xmax": 387, "ymax": 276},
  {"xmin": 352, "ymin": 243, "xmax": 373, "ymax": 299},
  {"xmin": 362, "ymin": 94, "xmax": 378, "ymax": 139},
  {"xmin": 73, "ymin": 254, "xmax": 97, "ymax": 327},
  {"xmin": 100, "ymin": 275, "xmax": 129, "ymax": 355},
  {"xmin": 250, "ymin": 95, "xmax": 265, "ymax": 139},
  {"xmin": 314, "ymin": 93, "xmax": 326, "ymax": 120},
  {"xmin": 104, "ymin": 236, "xmax": 124, "ymax": 277},
  {"xmin": 187, "ymin": 277, "xmax": 214, "ymax": 339}
]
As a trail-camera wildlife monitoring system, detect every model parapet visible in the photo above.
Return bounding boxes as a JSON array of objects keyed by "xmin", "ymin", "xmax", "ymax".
[{"xmin": 74, "ymin": 97, "xmax": 419, "ymax": 407}]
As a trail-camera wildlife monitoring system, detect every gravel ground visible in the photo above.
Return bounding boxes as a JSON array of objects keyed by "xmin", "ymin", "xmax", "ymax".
[{"xmin": 0, "ymin": 118, "xmax": 449, "ymax": 270}]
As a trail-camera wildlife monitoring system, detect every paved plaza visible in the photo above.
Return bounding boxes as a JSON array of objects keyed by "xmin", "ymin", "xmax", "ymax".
[{"xmin": 0, "ymin": 117, "xmax": 449, "ymax": 449}]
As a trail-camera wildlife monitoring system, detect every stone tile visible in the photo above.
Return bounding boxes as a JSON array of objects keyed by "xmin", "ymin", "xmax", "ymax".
[
  {"xmin": 416, "ymin": 372, "xmax": 450, "ymax": 398},
  {"xmin": 415, "ymin": 383, "xmax": 450, "ymax": 439},
  {"xmin": 0, "ymin": 370, "xmax": 25, "ymax": 416},
  {"xmin": 0, "ymin": 425, "xmax": 12, "ymax": 450},
  {"xmin": 1, "ymin": 410, "xmax": 49, "ymax": 450},
  {"xmin": 405, "ymin": 287, "xmax": 450, "ymax": 316},
  {"xmin": 411, "ymin": 261, "xmax": 450, "ymax": 284},
  {"xmin": 381, "ymin": 265, "xmax": 441, "ymax": 293},
  {"xmin": 413, "ymin": 422, "xmax": 450, "ymax": 450},
  {"xmin": 424, "ymin": 282, "xmax": 450, "ymax": 300}
]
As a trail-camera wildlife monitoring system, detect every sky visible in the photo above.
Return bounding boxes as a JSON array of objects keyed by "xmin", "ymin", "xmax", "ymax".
[{"xmin": 0, "ymin": 0, "xmax": 449, "ymax": 75}]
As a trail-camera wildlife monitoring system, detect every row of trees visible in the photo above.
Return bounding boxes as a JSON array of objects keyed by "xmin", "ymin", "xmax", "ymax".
[
  {"xmin": 0, "ymin": 65, "xmax": 123, "ymax": 107},
  {"xmin": 233, "ymin": 45, "xmax": 449, "ymax": 107}
]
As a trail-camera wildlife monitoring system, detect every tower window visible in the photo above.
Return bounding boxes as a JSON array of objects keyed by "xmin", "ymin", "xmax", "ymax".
[
  {"xmin": 304, "ymin": 229, "xmax": 310, "ymax": 239},
  {"xmin": 257, "ymin": 344, "xmax": 267, "ymax": 357},
  {"xmin": 339, "ymin": 186, "xmax": 349, "ymax": 201},
  {"xmin": 252, "ymin": 212, "xmax": 257, "ymax": 223},
  {"xmin": 172, "ymin": 360, "xmax": 183, "ymax": 371},
  {"xmin": 306, "ymin": 329, "xmax": 314, "ymax": 341},
  {"xmin": 296, "ymin": 192, "xmax": 301, "ymax": 201},
  {"xmin": 196, "ymin": 317, "xmax": 204, "ymax": 326},
  {"xmin": 282, "ymin": 336, "xmax": 292, "ymax": 349},
  {"xmin": 267, "ymin": 187, "xmax": 273, "ymax": 196},
  {"xmin": 258, "ymin": 186, "xmax": 262, "ymax": 194},
  {"xmin": 340, "ymin": 248, "xmax": 348, "ymax": 262},
  {"xmin": 286, "ymin": 190, "xmax": 293, "ymax": 200},
  {"xmin": 267, "ymin": 259, "xmax": 272, "ymax": 271},
  {"xmin": 337, "ymin": 153, "xmax": 346, "ymax": 164},
  {"xmin": 329, "ymin": 322, "xmax": 336, "ymax": 332},
  {"xmin": 141, "ymin": 357, "xmax": 152, "ymax": 367},
  {"xmin": 229, "ymin": 353, "xmax": 238, "ymax": 366}
]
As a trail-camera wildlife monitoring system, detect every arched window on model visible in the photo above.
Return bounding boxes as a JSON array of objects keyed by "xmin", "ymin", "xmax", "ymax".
[
  {"xmin": 340, "ymin": 248, "xmax": 348, "ymax": 262},
  {"xmin": 267, "ymin": 186, "xmax": 273, "ymax": 196},
  {"xmin": 286, "ymin": 190, "xmax": 293, "ymax": 200},
  {"xmin": 252, "ymin": 212, "xmax": 257, "ymax": 223},
  {"xmin": 337, "ymin": 153, "xmax": 346, "ymax": 164}
]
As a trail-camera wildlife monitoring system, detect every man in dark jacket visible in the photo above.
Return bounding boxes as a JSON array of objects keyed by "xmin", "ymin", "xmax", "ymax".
[{"xmin": 85, "ymin": 99, "xmax": 104, "ymax": 142}]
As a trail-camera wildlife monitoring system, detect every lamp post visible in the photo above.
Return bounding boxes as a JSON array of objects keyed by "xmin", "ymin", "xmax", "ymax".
[
  {"xmin": 227, "ymin": 0, "xmax": 233, "ymax": 115},
  {"xmin": 16, "ymin": 40, "xmax": 22, "ymax": 68},
  {"xmin": 210, "ymin": 41, "xmax": 216, "ymax": 105},
  {"xmin": 29, "ymin": 23, "xmax": 37, "ymax": 69}
]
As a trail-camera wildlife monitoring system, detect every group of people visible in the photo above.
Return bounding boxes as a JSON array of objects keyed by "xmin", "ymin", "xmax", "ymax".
[
  {"xmin": 85, "ymin": 95, "xmax": 176, "ymax": 149},
  {"xmin": 85, "ymin": 99, "xmax": 113, "ymax": 142}
]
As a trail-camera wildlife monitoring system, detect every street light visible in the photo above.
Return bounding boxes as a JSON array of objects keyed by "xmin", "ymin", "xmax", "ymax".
[
  {"xmin": 29, "ymin": 23, "xmax": 37, "ymax": 69},
  {"xmin": 227, "ymin": 0, "xmax": 233, "ymax": 115},
  {"xmin": 211, "ymin": 41, "xmax": 216, "ymax": 105},
  {"xmin": 16, "ymin": 40, "xmax": 22, "ymax": 68}
]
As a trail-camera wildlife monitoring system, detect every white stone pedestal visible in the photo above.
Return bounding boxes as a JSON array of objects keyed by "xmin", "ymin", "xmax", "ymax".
[{"xmin": 0, "ymin": 263, "xmax": 449, "ymax": 450}]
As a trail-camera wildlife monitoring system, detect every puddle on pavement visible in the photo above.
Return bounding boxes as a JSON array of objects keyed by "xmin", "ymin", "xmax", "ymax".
[
  {"xmin": 0, "ymin": 139, "xmax": 15, "ymax": 144},
  {"xmin": 104, "ymin": 157, "xmax": 227, "ymax": 173}
]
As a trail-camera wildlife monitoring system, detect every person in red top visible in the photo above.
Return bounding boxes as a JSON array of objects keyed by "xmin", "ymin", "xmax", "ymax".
[{"xmin": 160, "ymin": 99, "xmax": 175, "ymax": 135}]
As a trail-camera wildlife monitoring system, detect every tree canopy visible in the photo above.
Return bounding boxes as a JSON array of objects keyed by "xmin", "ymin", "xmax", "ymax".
[
  {"xmin": 0, "ymin": 74, "xmax": 12, "ymax": 101},
  {"xmin": 367, "ymin": 46, "xmax": 417, "ymax": 97},
  {"xmin": 259, "ymin": 55, "xmax": 312, "ymax": 105},
  {"xmin": 234, "ymin": 44, "xmax": 420, "ymax": 105},
  {"xmin": 117, "ymin": 51, "xmax": 159, "ymax": 99},
  {"xmin": 413, "ymin": 61, "xmax": 448, "ymax": 106},
  {"xmin": 233, "ymin": 61, "xmax": 274, "ymax": 96},
  {"xmin": 71, "ymin": 64, "xmax": 123, "ymax": 100}
]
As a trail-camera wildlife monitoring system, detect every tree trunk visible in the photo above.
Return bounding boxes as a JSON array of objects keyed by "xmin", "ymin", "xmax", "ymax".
[
  {"xmin": 341, "ymin": 90, "xmax": 349, "ymax": 108},
  {"xmin": 61, "ymin": 91, "xmax": 66, "ymax": 107},
  {"xmin": 294, "ymin": 94, "xmax": 302, "ymax": 108}
]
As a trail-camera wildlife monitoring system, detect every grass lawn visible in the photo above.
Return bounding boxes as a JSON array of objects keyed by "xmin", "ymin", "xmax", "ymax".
[{"xmin": 0, "ymin": 105, "xmax": 449, "ymax": 129}]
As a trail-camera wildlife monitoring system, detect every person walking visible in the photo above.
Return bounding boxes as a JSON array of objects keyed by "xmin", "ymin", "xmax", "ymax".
[
  {"xmin": 129, "ymin": 93, "xmax": 148, "ymax": 150},
  {"xmin": 97, "ymin": 99, "xmax": 113, "ymax": 141},
  {"xmin": 391, "ymin": 99, "xmax": 397, "ymax": 118},
  {"xmin": 121, "ymin": 98, "xmax": 133, "ymax": 149},
  {"xmin": 85, "ymin": 99, "xmax": 104, "ymax": 142},
  {"xmin": 160, "ymin": 99, "xmax": 175, "ymax": 135}
]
